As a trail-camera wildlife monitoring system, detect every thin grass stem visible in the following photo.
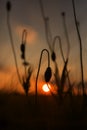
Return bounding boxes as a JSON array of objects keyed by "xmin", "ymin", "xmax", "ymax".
[
  {"xmin": 72, "ymin": 0, "xmax": 85, "ymax": 95},
  {"xmin": 7, "ymin": 6, "xmax": 22, "ymax": 86}
]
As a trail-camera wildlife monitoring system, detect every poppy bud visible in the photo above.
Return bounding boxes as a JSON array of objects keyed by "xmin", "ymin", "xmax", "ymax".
[
  {"xmin": 51, "ymin": 51, "xmax": 56, "ymax": 62},
  {"xmin": 6, "ymin": 1, "xmax": 11, "ymax": 11},
  {"xmin": 20, "ymin": 43, "xmax": 25, "ymax": 53},
  {"xmin": 44, "ymin": 67, "xmax": 52, "ymax": 82}
]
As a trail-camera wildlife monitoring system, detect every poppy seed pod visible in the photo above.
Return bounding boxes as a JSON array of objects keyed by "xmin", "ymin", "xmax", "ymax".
[
  {"xmin": 51, "ymin": 51, "xmax": 56, "ymax": 62},
  {"xmin": 44, "ymin": 67, "xmax": 52, "ymax": 82},
  {"xmin": 6, "ymin": 1, "xmax": 11, "ymax": 11}
]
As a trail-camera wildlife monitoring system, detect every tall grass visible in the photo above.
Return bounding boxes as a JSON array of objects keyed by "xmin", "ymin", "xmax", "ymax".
[
  {"xmin": 20, "ymin": 29, "xmax": 33, "ymax": 96},
  {"xmin": 72, "ymin": 0, "xmax": 85, "ymax": 96},
  {"xmin": 6, "ymin": 1, "xmax": 33, "ymax": 96},
  {"xmin": 6, "ymin": 1, "xmax": 22, "ymax": 85},
  {"xmin": 61, "ymin": 12, "xmax": 75, "ymax": 96}
]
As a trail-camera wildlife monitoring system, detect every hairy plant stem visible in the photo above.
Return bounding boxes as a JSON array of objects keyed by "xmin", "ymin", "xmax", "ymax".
[
  {"xmin": 72, "ymin": 0, "xmax": 85, "ymax": 95},
  {"xmin": 35, "ymin": 49, "xmax": 50, "ymax": 106},
  {"xmin": 39, "ymin": 0, "xmax": 70, "ymax": 99},
  {"xmin": 7, "ymin": 11, "xmax": 22, "ymax": 85},
  {"xmin": 61, "ymin": 12, "xmax": 72, "ymax": 92},
  {"xmin": 61, "ymin": 12, "xmax": 70, "ymax": 59},
  {"xmin": 39, "ymin": 0, "xmax": 52, "ymax": 52}
]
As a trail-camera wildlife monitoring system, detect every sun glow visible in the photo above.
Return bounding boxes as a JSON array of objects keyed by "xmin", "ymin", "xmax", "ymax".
[{"xmin": 42, "ymin": 83, "xmax": 51, "ymax": 92}]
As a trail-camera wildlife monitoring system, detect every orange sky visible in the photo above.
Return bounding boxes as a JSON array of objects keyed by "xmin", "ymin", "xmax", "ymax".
[
  {"xmin": 0, "ymin": 66, "xmax": 84, "ymax": 96},
  {"xmin": 0, "ymin": 67, "xmax": 57, "ymax": 95},
  {"xmin": 1, "ymin": 0, "xmax": 87, "ymax": 94}
]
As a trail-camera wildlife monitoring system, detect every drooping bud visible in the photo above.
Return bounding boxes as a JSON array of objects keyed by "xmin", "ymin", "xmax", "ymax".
[
  {"xmin": 20, "ymin": 43, "xmax": 25, "ymax": 53},
  {"xmin": 20, "ymin": 43, "xmax": 25, "ymax": 59},
  {"xmin": 44, "ymin": 67, "xmax": 52, "ymax": 82},
  {"xmin": 6, "ymin": 1, "xmax": 11, "ymax": 12},
  {"xmin": 51, "ymin": 51, "xmax": 56, "ymax": 62}
]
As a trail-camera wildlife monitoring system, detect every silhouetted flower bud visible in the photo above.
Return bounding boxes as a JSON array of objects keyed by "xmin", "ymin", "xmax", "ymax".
[
  {"xmin": 20, "ymin": 43, "xmax": 25, "ymax": 53},
  {"xmin": 51, "ymin": 51, "xmax": 56, "ymax": 62},
  {"xmin": 20, "ymin": 43, "xmax": 25, "ymax": 59},
  {"xmin": 44, "ymin": 67, "xmax": 52, "ymax": 82},
  {"xmin": 6, "ymin": 1, "xmax": 11, "ymax": 11}
]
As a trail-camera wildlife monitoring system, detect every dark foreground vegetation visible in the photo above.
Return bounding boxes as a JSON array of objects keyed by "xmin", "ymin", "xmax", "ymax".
[{"xmin": 0, "ymin": 92, "xmax": 87, "ymax": 130}]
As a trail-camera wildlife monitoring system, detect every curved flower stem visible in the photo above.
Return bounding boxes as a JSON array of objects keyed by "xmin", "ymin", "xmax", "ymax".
[
  {"xmin": 22, "ymin": 29, "xmax": 27, "ymax": 44},
  {"xmin": 7, "ymin": 6, "xmax": 22, "ymax": 85},
  {"xmin": 52, "ymin": 36, "xmax": 64, "ymax": 88},
  {"xmin": 61, "ymin": 12, "xmax": 75, "ymax": 93},
  {"xmin": 72, "ymin": 0, "xmax": 85, "ymax": 95},
  {"xmin": 35, "ymin": 49, "xmax": 50, "ymax": 106},
  {"xmin": 61, "ymin": 12, "xmax": 70, "ymax": 60},
  {"xmin": 39, "ymin": 0, "xmax": 71, "ymax": 97},
  {"xmin": 52, "ymin": 35, "xmax": 71, "ymax": 89},
  {"xmin": 39, "ymin": 0, "xmax": 52, "ymax": 52},
  {"xmin": 52, "ymin": 36, "xmax": 65, "ymax": 62},
  {"xmin": 45, "ymin": 17, "xmax": 53, "ymax": 51}
]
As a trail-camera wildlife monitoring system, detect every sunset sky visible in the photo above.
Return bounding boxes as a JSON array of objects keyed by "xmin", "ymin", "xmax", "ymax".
[{"xmin": 0, "ymin": 0, "xmax": 87, "ymax": 94}]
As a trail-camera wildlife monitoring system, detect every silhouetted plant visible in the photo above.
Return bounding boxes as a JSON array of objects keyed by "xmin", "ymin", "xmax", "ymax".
[
  {"xmin": 51, "ymin": 13, "xmax": 75, "ymax": 98},
  {"xmin": 22, "ymin": 66, "xmax": 32, "ymax": 96},
  {"xmin": 39, "ymin": 0, "xmax": 52, "ymax": 51},
  {"xmin": 52, "ymin": 36, "xmax": 66, "ymax": 89},
  {"xmin": 6, "ymin": 1, "xmax": 33, "ymax": 96},
  {"xmin": 71, "ymin": 0, "xmax": 87, "ymax": 113},
  {"xmin": 44, "ymin": 67, "xmax": 52, "ymax": 82},
  {"xmin": 61, "ymin": 11, "xmax": 75, "ymax": 95},
  {"xmin": 52, "ymin": 36, "xmax": 65, "ymax": 62},
  {"xmin": 35, "ymin": 49, "xmax": 52, "ymax": 105},
  {"xmin": 51, "ymin": 51, "xmax": 56, "ymax": 62},
  {"xmin": 61, "ymin": 12, "xmax": 70, "ymax": 58},
  {"xmin": 20, "ymin": 29, "xmax": 33, "ymax": 96},
  {"xmin": 60, "ymin": 58, "xmax": 68, "ymax": 92},
  {"xmin": 72, "ymin": 0, "xmax": 85, "ymax": 96},
  {"xmin": 6, "ymin": 1, "xmax": 22, "ymax": 85},
  {"xmin": 51, "ymin": 36, "xmax": 67, "ymax": 99},
  {"xmin": 39, "ymin": 0, "xmax": 71, "ymax": 100}
]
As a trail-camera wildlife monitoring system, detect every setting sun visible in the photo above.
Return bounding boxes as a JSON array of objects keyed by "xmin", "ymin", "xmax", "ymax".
[{"xmin": 42, "ymin": 84, "xmax": 51, "ymax": 92}]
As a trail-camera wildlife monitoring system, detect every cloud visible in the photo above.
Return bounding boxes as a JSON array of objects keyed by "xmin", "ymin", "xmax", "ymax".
[{"xmin": 15, "ymin": 25, "xmax": 38, "ymax": 45}]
